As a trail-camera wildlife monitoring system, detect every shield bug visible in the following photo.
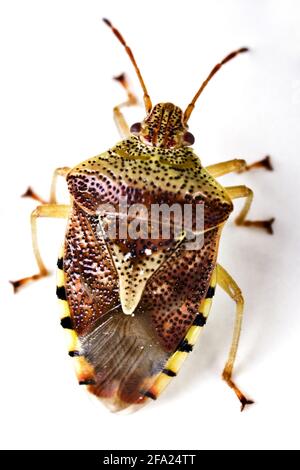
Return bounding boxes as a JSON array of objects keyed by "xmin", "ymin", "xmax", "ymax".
[{"xmin": 12, "ymin": 19, "xmax": 274, "ymax": 412}]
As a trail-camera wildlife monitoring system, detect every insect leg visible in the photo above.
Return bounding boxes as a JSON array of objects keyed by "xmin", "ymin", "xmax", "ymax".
[
  {"xmin": 205, "ymin": 156, "xmax": 273, "ymax": 178},
  {"xmin": 49, "ymin": 167, "xmax": 71, "ymax": 203},
  {"xmin": 216, "ymin": 263, "xmax": 253, "ymax": 411},
  {"xmin": 113, "ymin": 73, "xmax": 138, "ymax": 138},
  {"xmin": 22, "ymin": 167, "xmax": 70, "ymax": 205},
  {"xmin": 10, "ymin": 204, "xmax": 70, "ymax": 292},
  {"xmin": 225, "ymin": 184, "xmax": 275, "ymax": 234}
]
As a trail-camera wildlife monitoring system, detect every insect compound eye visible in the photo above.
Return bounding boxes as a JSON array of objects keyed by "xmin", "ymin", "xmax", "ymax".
[
  {"xmin": 183, "ymin": 131, "xmax": 195, "ymax": 146},
  {"xmin": 130, "ymin": 122, "xmax": 142, "ymax": 134}
]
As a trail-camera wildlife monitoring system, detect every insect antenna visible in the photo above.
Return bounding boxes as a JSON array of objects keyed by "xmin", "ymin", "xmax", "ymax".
[
  {"xmin": 103, "ymin": 18, "xmax": 152, "ymax": 114},
  {"xmin": 183, "ymin": 47, "xmax": 249, "ymax": 124}
]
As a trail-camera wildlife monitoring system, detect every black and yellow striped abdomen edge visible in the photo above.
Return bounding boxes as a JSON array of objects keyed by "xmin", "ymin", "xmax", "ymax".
[{"xmin": 56, "ymin": 247, "xmax": 95, "ymax": 385}]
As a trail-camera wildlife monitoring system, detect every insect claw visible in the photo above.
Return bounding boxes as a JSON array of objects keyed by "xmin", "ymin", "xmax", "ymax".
[
  {"xmin": 21, "ymin": 186, "xmax": 48, "ymax": 204},
  {"xmin": 9, "ymin": 279, "xmax": 22, "ymax": 293},
  {"xmin": 261, "ymin": 155, "xmax": 273, "ymax": 171},
  {"xmin": 21, "ymin": 186, "xmax": 32, "ymax": 197},
  {"xmin": 264, "ymin": 217, "xmax": 275, "ymax": 235},
  {"xmin": 236, "ymin": 217, "xmax": 275, "ymax": 234},
  {"xmin": 114, "ymin": 73, "xmax": 126, "ymax": 83},
  {"xmin": 240, "ymin": 397, "xmax": 255, "ymax": 412},
  {"xmin": 102, "ymin": 18, "xmax": 111, "ymax": 27},
  {"xmin": 245, "ymin": 155, "xmax": 274, "ymax": 172}
]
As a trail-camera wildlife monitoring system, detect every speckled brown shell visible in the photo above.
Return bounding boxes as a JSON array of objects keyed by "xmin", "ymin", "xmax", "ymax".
[{"xmin": 63, "ymin": 136, "xmax": 233, "ymax": 410}]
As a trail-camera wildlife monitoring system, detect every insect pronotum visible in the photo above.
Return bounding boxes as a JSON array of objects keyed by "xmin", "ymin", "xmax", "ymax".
[{"xmin": 13, "ymin": 19, "xmax": 274, "ymax": 412}]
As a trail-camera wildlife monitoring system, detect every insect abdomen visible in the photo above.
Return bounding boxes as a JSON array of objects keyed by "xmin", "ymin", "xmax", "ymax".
[{"xmin": 145, "ymin": 269, "xmax": 217, "ymax": 400}]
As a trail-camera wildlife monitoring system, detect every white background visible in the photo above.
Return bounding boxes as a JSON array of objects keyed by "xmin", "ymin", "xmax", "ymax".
[{"xmin": 0, "ymin": 0, "xmax": 300, "ymax": 451}]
